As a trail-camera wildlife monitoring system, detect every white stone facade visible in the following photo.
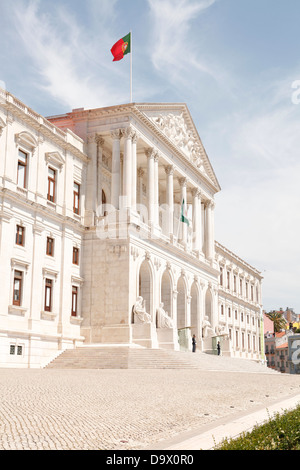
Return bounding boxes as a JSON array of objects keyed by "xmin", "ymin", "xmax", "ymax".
[{"xmin": 0, "ymin": 89, "xmax": 263, "ymax": 368}]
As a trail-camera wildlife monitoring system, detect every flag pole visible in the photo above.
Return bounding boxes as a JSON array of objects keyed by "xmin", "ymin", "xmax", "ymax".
[{"xmin": 130, "ymin": 30, "xmax": 133, "ymax": 103}]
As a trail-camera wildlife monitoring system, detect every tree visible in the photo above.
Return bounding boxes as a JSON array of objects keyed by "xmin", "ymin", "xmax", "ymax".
[{"xmin": 266, "ymin": 311, "xmax": 287, "ymax": 333}]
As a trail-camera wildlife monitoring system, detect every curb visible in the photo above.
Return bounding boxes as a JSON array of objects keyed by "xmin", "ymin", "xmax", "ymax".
[{"xmin": 149, "ymin": 393, "xmax": 300, "ymax": 450}]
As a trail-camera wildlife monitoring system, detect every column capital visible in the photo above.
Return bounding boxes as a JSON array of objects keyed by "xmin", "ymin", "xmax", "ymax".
[
  {"xmin": 164, "ymin": 164, "xmax": 174, "ymax": 175},
  {"xmin": 132, "ymin": 131, "xmax": 139, "ymax": 144},
  {"xmin": 205, "ymin": 199, "xmax": 215, "ymax": 209},
  {"xmin": 191, "ymin": 187, "xmax": 200, "ymax": 198},
  {"xmin": 146, "ymin": 147, "xmax": 157, "ymax": 159},
  {"xmin": 123, "ymin": 126, "xmax": 135, "ymax": 140},
  {"xmin": 95, "ymin": 134, "xmax": 105, "ymax": 148},
  {"xmin": 154, "ymin": 153, "xmax": 160, "ymax": 163},
  {"xmin": 178, "ymin": 176, "xmax": 188, "ymax": 188},
  {"xmin": 111, "ymin": 129, "xmax": 122, "ymax": 140},
  {"xmin": 87, "ymin": 133, "xmax": 104, "ymax": 146}
]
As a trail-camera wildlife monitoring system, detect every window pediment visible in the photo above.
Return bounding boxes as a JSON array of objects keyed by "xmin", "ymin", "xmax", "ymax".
[
  {"xmin": 45, "ymin": 151, "xmax": 65, "ymax": 169},
  {"xmin": 15, "ymin": 131, "xmax": 38, "ymax": 151}
]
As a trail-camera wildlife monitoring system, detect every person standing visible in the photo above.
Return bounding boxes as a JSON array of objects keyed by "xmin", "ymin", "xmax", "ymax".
[
  {"xmin": 217, "ymin": 341, "xmax": 221, "ymax": 356},
  {"xmin": 192, "ymin": 335, "xmax": 196, "ymax": 353}
]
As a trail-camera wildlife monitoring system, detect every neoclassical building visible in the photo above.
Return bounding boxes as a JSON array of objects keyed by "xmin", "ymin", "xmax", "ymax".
[{"xmin": 0, "ymin": 88, "xmax": 264, "ymax": 368}]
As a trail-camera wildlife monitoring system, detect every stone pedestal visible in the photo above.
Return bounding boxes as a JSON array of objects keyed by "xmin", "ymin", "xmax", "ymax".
[
  {"xmin": 157, "ymin": 328, "xmax": 179, "ymax": 350},
  {"xmin": 202, "ymin": 336, "xmax": 214, "ymax": 354},
  {"xmin": 178, "ymin": 327, "xmax": 192, "ymax": 352},
  {"xmin": 131, "ymin": 323, "xmax": 158, "ymax": 349},
  {"xmin": 212, "ymin": 335, "xmax": 231, "ymax": 357}
]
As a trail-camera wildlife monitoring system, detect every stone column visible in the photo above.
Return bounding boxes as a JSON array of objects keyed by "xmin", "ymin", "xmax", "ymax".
[
  {"xmin": 146, "ymin": 148, "xmax": 156, "ymax": 225},
  {"xmin": 179, "ymin": 177, "xmax": 188, "ymax": 244},
  {"xmin": 137, "ymin": 168, "xmax": 144, "ymax": 206},
  {"xmin": 111, "ymin": 129, "xmax": 122, "ymax": 210},
  {"xmin": 154, "ymin": 153, "xmax": 160, "ymax": 226},
  {"xmin": 85, "ymin": 134, "xmax": 98, "ymax": 225},
  {"xmin": 192, "ymin": 188, "xmax": 200, "ymax": 252},
  {"xmin": 131, "ymin": 132, "xmax": 138, "ymax": 210},
  {"xmin": 95, "ymin": 135, "xmax": 104, "ymax": 214},
  {"xmin": 165, "ymin": 165, "xmax": 174, "ymax": 237},
  {"xmin": 123, "ymin": 127, "xmax": 133, "ymax": 209},
  {"xmin": 205, "ymin": 199, "xmax": 215, "ymax": 261}
]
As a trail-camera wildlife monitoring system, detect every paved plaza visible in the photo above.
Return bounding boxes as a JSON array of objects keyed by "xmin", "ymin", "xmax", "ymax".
[{"xmin": 0, "ymin": 365, "xmax": 300, "ymax": 450}]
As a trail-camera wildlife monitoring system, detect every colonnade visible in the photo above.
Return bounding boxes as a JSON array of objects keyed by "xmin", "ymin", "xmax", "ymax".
[{"xmin": 109, "ymin": 126, "xmax": 215, "ymax": 260}]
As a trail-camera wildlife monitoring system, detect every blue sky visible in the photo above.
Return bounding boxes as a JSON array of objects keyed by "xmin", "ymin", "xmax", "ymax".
[{"xmin": 1, "ymin": 0, "xmax": 300, "ymax": 313}]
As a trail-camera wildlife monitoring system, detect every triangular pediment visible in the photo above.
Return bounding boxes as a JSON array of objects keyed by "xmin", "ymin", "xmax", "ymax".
[{"xmin": 134, "ymin": 103, "xmax": 221, "ymax": 192}]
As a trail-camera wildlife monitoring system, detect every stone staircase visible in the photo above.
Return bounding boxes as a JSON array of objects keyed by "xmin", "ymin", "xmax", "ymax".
[{"xmin": 45, "ymin": 345, "xmax": 278, "ymax": 374}]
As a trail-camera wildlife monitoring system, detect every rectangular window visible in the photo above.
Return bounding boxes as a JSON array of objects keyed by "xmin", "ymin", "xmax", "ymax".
[
  {"xmin": 234, "ymin": 275, "xmax": 237, "ymax": 293},
  {"xmin": 46, "ymin": 237, "xmax": 54, "ymax": 257},
  {"xmin": 236, "ymin": 330, "xmax": 239, "ymax": 347},
  {"xmin": 71, "ymin": 286, "xmax": 78, "ymax": 317},
  {"xmin": 73, "ymin": 247, "xmax": 79, "ymax": 265},
  {"xmin": 17, "ymin": 150, "xmax": 28, "ymax": 188},
  {"xmin": 44, "ymin": 279, "xmax": 52, "ymax": 312},
  {"xmin": 16, "ymin": 225, "xmax": 25, "ymax": 246},
  {"xmin": 227, "ymin": 271, "xmax": 230, "ymax": 289},
  {"xmin": 10, "ymin": 345, "xmax": 15, "ymax": 355},
  {"xmin": 220, "ymin": 267, "xmax": 223, "ymax": 286},
  {"xmin": 47, "ymin": 167, "xmax": 56, "ymax": 202},
  {"xmin": 13, "ymin": 270, "xmax": 23, "ymax": 306},
  {"xmin": 73, "ymin": 182, "xmax": 80, "ymax": 214}
]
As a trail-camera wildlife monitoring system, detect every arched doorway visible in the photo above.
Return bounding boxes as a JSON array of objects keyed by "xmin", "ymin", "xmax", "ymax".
[{"xmin": 138, "ymin": 260, "xmax": 153, "ymax": 321}]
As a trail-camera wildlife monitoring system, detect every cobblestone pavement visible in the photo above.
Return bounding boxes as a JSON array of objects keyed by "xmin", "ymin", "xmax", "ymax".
[{"xmin": 0, "ymin": 368, "xmax": 299, "ymax": 450}]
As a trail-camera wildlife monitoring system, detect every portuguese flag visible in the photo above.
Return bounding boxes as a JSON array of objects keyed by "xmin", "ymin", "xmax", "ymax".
[{"xmin": 111, "ymin": 33, "xmax": 131, "ymax": 62}]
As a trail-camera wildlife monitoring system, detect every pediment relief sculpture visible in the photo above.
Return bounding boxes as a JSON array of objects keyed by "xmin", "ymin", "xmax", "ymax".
[{"xmin": 152, "ymin": 113, "xmax": 205, "ymax": 171}]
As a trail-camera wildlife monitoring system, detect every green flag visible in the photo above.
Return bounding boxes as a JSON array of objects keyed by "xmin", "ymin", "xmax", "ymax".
[{"xmin": 180, "ymin": 199, "xmax": 189, "ymax": 226}]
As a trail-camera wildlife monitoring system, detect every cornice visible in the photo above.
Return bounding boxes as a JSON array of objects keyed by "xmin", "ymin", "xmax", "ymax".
[
  {"xmin": 0, "ymin": 88, "xmax": 89, "ymax": 163},
  {"xmin": 215, "ymin": 240, "xmax": 263, "ymax": 279}
]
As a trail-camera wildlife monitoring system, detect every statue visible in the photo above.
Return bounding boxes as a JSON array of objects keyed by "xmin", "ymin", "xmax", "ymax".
[
  {"xmin": 215, "ymin": 324, "xmax": 229, "ymax": 338},
  {"xmin": 156, "ymin": 303, "xmax": 173, "ymax": 328},
  {"xmin": 133, "ymin": 296, "xmax": 151, "ymax": 324},
  {"xmin": 202, "ymin": 315, "xmax": 214, "ymax": 338}
]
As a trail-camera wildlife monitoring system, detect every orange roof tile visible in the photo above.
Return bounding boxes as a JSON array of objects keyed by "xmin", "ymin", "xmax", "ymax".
[{"xmin": 277, "ymin": 342, "xmax": 288, "ymax": 349}]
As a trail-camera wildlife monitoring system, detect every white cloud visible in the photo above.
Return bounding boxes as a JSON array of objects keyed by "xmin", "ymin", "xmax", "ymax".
[
  {"xmin": 11, "ymin": 0, "xmax": 134, "ymax": 109},
  {"xmin": 213, "ymin": 76, "xmax": 300, "ymax": 312},
  {"xmin": 147, "ymin": 0, "xmax": 220, "ymax": 85}
]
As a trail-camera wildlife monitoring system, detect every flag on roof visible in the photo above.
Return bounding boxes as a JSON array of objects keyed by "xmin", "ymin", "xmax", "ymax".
[{"xmin": 111, "ymin": 33, "xmax": 131, "ymax": 62}]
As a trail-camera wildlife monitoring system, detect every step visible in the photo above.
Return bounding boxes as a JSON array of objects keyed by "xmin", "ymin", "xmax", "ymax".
[{"xmin": 45, "ymin": 346, "xmax": 277, "ymax": 373}]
